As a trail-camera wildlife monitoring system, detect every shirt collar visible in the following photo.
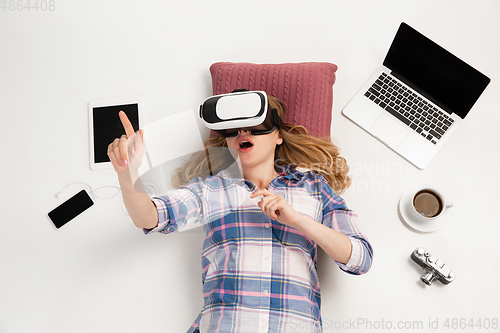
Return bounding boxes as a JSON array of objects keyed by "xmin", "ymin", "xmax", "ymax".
[
  {"xmin": 278, "ymin": 165, "xmax": 308, "ymax": 181},
  {"xmin": 217, "ymin": 163, "xmax": 309, "ymax": 182}
]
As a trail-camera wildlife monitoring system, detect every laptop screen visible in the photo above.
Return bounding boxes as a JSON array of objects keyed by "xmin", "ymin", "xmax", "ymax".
[{"xmin": 384, "ymin": 23, "xmax": 490, "ymax": 119}]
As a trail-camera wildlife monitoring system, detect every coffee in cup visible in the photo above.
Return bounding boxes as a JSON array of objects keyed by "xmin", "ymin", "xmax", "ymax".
[
  {"xmin": 400, "ymin": 185, "xmax": 453, "ymax": 232},
  {"xmin": 413, "ymin": 190, "xmax": 443, "ymax": 218}
]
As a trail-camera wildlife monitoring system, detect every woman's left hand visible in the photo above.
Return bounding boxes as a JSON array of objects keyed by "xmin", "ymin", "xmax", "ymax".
[{"xmin": 250, "ymin": 189, "xmax": 300, "ymax": 227}]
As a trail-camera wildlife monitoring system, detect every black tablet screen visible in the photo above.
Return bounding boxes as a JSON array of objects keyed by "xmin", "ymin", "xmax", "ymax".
[{"xmin": 92, "ymin": 104, "xmax": 140, "ymax": 163}]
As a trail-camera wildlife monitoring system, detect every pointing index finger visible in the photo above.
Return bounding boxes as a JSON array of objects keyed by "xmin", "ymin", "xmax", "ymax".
[{"xmin": 119, "ymin": 111, "xmax": 135, "ymax": 137}]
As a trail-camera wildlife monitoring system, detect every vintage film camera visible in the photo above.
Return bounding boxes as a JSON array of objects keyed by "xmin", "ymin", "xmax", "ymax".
[{"xmin": 411, "ymin": 248, "xmax": 455, "ymax": 286}]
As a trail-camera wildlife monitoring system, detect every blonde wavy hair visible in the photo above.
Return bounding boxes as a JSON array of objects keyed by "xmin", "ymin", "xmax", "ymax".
[{"xmin": 172, "ymin": 95, "xmax": 351, "ymax": 193}]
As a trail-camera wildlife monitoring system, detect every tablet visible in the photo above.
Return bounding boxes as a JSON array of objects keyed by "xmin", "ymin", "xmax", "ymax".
[{"xmin": 88, "ymin": 95, "xmax": 142, "ymax": 170}]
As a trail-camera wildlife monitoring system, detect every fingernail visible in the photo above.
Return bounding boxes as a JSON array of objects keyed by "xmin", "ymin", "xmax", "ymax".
[{"xmin": 123, "ymin": 159, "xmax": 128, "ymax": 166}]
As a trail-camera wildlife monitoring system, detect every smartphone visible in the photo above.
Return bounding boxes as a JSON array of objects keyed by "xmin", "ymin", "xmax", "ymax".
[{"xmin": 48, "ymin": 189, "xmax": 94, "ymax": 229}]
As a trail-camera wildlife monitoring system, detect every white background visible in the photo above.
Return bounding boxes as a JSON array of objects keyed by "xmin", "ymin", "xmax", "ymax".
[{"xmin": 1, "ymin": 1, "xmax": 499, "ymax": 332}]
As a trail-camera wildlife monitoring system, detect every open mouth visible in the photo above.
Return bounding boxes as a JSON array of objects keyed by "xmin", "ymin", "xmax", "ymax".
[
  {"xmin": 239, "ymin": 140, "xmax": 254, "ymax": 149},
  {"xmin": 238, "ymin": 138, "xmax": 254, "ymax": 150}
]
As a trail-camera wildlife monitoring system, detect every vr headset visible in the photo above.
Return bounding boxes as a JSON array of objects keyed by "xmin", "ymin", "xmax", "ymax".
[{"xmin": 199, "ymin": 90, "xmax": 281, "ymax": 138}]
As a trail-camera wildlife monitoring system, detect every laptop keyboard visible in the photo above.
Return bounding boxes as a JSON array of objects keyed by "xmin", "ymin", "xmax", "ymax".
[{"xmin": 364, "ymin": 73, "xmax": 454, "ymax": 144}]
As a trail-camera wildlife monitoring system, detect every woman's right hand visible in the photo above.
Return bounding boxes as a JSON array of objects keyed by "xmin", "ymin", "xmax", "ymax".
[
  {"xmin": 107, "ymin": 111, "xmax": 158, "ymax": 229},
  {"xmin": 107, "ymin": 111, "xmax": 144, "ymax": 175}
]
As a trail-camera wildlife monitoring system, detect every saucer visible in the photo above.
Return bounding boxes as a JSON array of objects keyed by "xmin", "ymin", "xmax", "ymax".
[{"xmin": 398, "ymin": 184, "xmax": 452, "ymax": 233}]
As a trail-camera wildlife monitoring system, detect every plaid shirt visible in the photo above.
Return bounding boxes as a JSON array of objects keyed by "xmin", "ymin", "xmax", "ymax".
[{"xmin": 147, "ymin": 165, "xmax": 373, "ymax": 333}]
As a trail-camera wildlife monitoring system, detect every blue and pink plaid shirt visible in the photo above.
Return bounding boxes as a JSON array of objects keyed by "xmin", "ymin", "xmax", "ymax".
[{"xmin": 147, "ymin": 165, "xmax": 373, "ymax": 333}]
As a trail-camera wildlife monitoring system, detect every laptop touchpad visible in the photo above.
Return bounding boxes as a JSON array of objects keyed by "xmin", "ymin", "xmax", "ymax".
[{"xmin": 369, "ymin": 114, "xmax": 409, "ymax": 148}]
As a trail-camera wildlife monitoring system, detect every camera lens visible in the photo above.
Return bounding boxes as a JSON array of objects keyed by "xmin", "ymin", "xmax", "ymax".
[{"xmin": 421, "ymin": 271, "xmax": 435, "ymax": 286}]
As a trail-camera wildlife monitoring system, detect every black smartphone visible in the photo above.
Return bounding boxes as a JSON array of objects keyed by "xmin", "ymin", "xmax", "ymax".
[{"xmin": 48, "ymin": 189, "xmax": 94, "ymax": 229}]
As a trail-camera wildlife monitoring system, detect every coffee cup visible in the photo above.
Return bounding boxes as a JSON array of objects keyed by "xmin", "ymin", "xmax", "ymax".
[{"xmin": 411, "ymin": 187, "xmax": 453, "ymax": 221}]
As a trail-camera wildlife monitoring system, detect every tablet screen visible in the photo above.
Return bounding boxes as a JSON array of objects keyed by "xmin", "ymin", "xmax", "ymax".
[{"xmin": 92, "ymin": 103, "xmax": 140, "ymax": 164}]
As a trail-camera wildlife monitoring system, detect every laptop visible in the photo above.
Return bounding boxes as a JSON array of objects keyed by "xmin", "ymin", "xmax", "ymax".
[{"xmin": 342, "ymin": 22, "xmax": 490, "ymax": 169}]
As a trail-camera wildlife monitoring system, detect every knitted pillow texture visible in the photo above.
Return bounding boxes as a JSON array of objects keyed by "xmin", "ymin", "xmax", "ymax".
[{"xmin": 209, "ymin": 62, "xmax": 338, "ymax": 138}]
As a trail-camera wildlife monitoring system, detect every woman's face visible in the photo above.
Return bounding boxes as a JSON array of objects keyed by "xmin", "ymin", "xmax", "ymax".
[{"xmin": 225, "ymin": 129, "xmax": 282, "ymax": 169}]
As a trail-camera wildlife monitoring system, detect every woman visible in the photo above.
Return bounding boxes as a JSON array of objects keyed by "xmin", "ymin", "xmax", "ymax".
[{"xmin": 108, "ymin": 94, "xmax": 373, "ymax": 333}]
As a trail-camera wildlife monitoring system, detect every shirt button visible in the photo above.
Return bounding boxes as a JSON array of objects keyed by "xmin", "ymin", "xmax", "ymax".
[
  {"xmin": 263, "ymin": 290, "xmax": 268, "ymax": 295},
  {"xmin": 264, "ymin": 223, "xmax": 270, "ymax": 229},
  {"xmin": 264, "ymin": 255, "xmax": 270, "ymax": 261}
]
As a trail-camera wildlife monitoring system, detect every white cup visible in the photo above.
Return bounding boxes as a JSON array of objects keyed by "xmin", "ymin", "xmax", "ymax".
[{"xmin": 410, "ymin": 187, "xmax": 453, "ymax": 222}]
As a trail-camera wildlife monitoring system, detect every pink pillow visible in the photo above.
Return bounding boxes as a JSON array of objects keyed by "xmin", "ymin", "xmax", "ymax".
[{"xmin": 210, "ymin": 62, "xmax": 338, "ymax": 138}]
